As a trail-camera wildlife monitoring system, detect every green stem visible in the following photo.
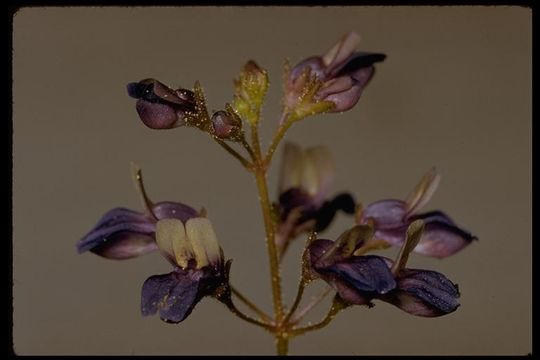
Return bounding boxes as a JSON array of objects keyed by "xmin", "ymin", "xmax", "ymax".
[
  {"xmin": 264, "ymin": 115, "xmax": 293, "ymax": 166},
  {"xmin": 250, "ymin": 118, "xmax": 287, "ymax": 354},
  {"xmin": 283, "ymin": 277, "xmax": 308, "ymax": 325},
  {"xmin": 219, "ymin": 295, "xmax": 274, "ymax": 331},
  {"xmin": 254, "ymin": 168, "xmax": 284, "ymax": 324},
  {"xmin": 241, "ymin": 138, "xmax": 257, "ymax": 162},
  {"xmin": 289, "ymin": 286, "xmax": 333, "ymax": 325},
  {"xmin": 250, "ymin": 124, "xmax": 263, "ymax": 163},
  {"xmin": 290, "ymin": 296, "xmax": 349, "ymax": 337},
  {"xmin": 215, "ymin": 139, "xmax": 253, "ymax": 169},
  {"xmin": 231, "ymin": 285, "xmax": 272, "ymax": 322},
  {"xmin": 276, "ymin": 336, "xmax": 289, "ymax": 355}
]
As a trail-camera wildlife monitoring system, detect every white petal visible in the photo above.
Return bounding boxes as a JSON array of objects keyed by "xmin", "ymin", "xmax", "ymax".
[
  {"xmin": 156, "ymin": 218, "xmax": 192, "ymax": 268},
  {"xmin": 322, "ymin": 32, "xmax": 361, "ymax": 69},
  {"xmin": 185, "ymin": 218, "xmax": 221, "ymax": 269},
  {"xmin": 278, "ymin": 142, "xmax": 304, "ymax": 193},
  {"xmin": 304, "ymin": 146, "xmax": 334, "ymax": 204}
]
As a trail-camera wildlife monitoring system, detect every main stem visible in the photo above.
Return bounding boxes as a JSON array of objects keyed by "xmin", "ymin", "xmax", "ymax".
[
  {"xmin": 251, "ymin": 121, "xmax": 288, "ymax": 355},
  {"xmin": 254, "ymin": 164, "xmax": 287, "ymax": 354}
]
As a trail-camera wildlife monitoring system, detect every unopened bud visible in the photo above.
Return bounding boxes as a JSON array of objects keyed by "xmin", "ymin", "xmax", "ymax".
[
  {"xmin": 135, "ymin": 100, "xmax": 186, "ymax": 129},
  {"xmin": 127, "ymin": 79, "xmax": 195, "ymax": 130},
  {"xmin": 232, "ymin": 60, "xmax": 268, "ymax": 125},
  {"xmin": 211, "ymin": 110, "xmax": 240, "ymax": 139}
]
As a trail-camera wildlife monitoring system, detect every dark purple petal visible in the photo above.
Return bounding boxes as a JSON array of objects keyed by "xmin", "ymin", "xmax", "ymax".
[
  {"xmin": 325, "ymin": 256, "xmax": 396, "ymax": 295},
  {"xmin": 128, "ymin": 79, "xmax": 194, "ymax": 108},
  {"xmin": 361, "ymin": 200, "xmax": 408, "ymax": 229},
  {"xmin": 90, "ymin": 232, "xmax": 157, "ymax": 259},
  {"xmin": 308, "ymin": 238, "xmax": 334, "ymax": 268},
  {"xmin": 314, "ymin": 192, "xmax": 356, "ymax": 232},
  {"xmin": 414, "ymin": 219, "xmax": 477, "ymax": 258},
  {"xmin": 279, "ymin": 188, "xmax": 317, "ymax": 221},
  {"xmin": 77, "ymin": 208, "xmax": 157, "ymax": 259},
  {"xmin": 411, "ymin": 210, "xmax": 456, "ymax": 226},
  {"xmin": 383, "ymin": 269, "xmax": 460, "ymax": 317},
  {"xmin": 136, "ymin": 99, "xmax": 181, "ymax": 129},
  {"xmin": 141, "ymin": 269, "xmax": 204, "ymax": 323},
  {"xmin": 312, "ymin": 254, "xmax": 396, "ymax": 305},
  {"xmin": 153, "ymin": 201, "xmax": 199, "ymax": 223},
  {"xmin": 330, "ymin": 52, "xmax": 386, "ymax": 78},
  {"xmin": 308, "ymin": 238, "xmax": 366, "ymax": 302},
  {"xmin": 127, "ymin": 82, "xmax": 144, "ymax": 99},
  {"xmin": 308, "ymin": 239, "xmax": 396, "ymax": 305}
]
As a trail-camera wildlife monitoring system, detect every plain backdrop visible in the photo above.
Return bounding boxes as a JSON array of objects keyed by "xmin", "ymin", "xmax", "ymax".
[{"xmin": 13, "ymin": 6, "xmax": 531, "ymax": 355}]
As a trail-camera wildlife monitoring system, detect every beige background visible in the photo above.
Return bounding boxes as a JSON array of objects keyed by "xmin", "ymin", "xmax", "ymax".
[{"xmin": 13, "ymin": 6, "xmax": 531, "ymax": 355}]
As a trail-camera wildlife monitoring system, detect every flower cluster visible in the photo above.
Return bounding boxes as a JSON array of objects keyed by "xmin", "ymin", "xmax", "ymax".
[{"xmin": 77, "ymin": 31, "xmax": 476, "ymax": 354}]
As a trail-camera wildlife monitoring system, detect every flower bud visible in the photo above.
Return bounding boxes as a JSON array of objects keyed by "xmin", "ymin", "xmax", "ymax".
[
  {"xmin": 232, "ymin": 60, "xmax": 268, "ymax": 125},
  {"xmin": 243, "ymin": 60, "xmax": 269, "ymax": 91},
  {"xmin": 284, "ymin": 32, "xmax": 385, "ymax": 117},
  {"xmin": 127, "ymin": 79, "xmax": 195, "ymax": 130},
  {"xmin": 211, "ymin": 110, "xmax": 239, "ymax": 139}
]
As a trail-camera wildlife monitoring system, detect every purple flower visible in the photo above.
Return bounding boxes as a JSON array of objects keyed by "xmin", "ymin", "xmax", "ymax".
[
  {"xmin": 141, "ymin": 217, "xmax": 227, "ymax": 323},
  {"xmin": 308, "ymin": 221, "xmax": 461, "ymax": 317},
  {"xmin": 77, "ymin": 202, "xmax": 200, "ymax": 260},
  {"xmin": 78, "ymin": 165, "xmax": 227, "ymax": 323},
  {"xmin": 381, "ymin": 268, "xmax": 461, "ymax": 317},
  {"xmin": 77, "ymin": 164, "xmax": 200, "ymax": 259},
  {"xmin": 358, "ymin": 168, "xmax": 477, "ymax": 258},
  {"xmin": 285, "ymin": 32, "xmax": 385, "ymax": 114},
  {"xmin": 127, "ymin": 78, "xmax": 195, "ymax": 129},
  {"xmin": 308, "ymin": 226, "xmax": 396, "ymax": 307},
  {"xmin": 276, "ymin": 142, "xmax": 355, "ymax": 250}
]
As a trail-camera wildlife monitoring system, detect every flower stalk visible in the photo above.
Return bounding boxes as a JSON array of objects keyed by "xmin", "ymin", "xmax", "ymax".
[
  {"xmin": 216, "ymin": 285, "xmax": 274, "ymax": 331},
  {"xmin": 230, "ymin": 285, "xmax": 272, "ymax": 322},
  {"xmin": 214, "ymin": 138, "xmax": 253, "ymax": 170},
  {"xmin": 264, "ymin": 113, "xmax": 293, "ymax": 166},
  {"xmin": 289, "ymin": 286, "xmax": 333, "ymax": 325},
  {"xmin": 290, "ymin": 295, "xmax": 350, "ymax": 337}
]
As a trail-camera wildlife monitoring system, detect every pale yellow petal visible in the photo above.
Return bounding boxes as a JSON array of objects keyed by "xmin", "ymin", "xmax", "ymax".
[
  {"xmin": 278, "ymin": 142, "xmax": 304, "ymax": 193},
  {"xmin": 322, "ymin": 32, "xmax": 361, "ymax": 68},
  {"xmin": 304, "ymin": 146, "xmax": 334, "ymax": 203},
  {"xmin": 405, "ymin": 167, "xmax": 441, "ymax": 215},
  {"xmin": 156, "ymin": 219, "xmax": 192, "ymax": 268},
  {"xmin": 391, "ymin": 220, "xmax": 425, "ymax": 274},
  {"xmin": 185, "ymin": 218, "xmax": 221, "ymax": 269}
]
